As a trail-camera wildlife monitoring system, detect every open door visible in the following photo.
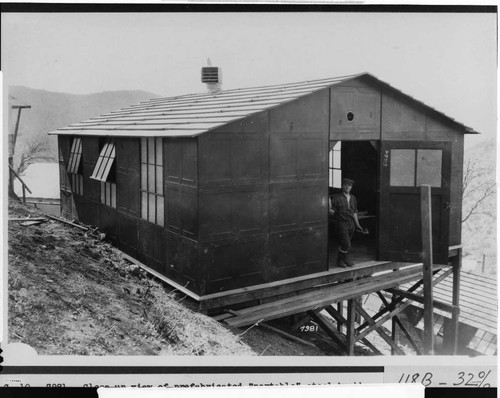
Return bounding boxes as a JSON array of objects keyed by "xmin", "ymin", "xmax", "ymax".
[{"xmin": 378, "ymin": 141, "xmax": 451, "ymax": 264}]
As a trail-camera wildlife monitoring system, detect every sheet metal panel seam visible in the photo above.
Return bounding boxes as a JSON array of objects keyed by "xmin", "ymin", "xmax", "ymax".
[
  {"xmin": 139, "ymin": 74, "xmax": 357, "ymax": 103},
  {"xmin": 127, "ymin": 84, "xmax": 335, "ymax": 108}
]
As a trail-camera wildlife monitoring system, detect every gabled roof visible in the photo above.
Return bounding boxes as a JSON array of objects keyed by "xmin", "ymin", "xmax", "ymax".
[{"xmin": 49, "ymin": 72, "xmax": 479, "ymax": 137}]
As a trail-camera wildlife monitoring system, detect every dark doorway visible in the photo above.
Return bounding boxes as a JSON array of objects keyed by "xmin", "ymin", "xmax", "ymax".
[{"xmin": 328, "ymin": 140, "xmax": 378, "ymax": 268}]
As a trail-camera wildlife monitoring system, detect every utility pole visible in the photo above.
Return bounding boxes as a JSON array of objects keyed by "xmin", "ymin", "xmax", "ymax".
[{"xmin": 8, "ymin": 104, "xmax": 31, "ymax": 198}]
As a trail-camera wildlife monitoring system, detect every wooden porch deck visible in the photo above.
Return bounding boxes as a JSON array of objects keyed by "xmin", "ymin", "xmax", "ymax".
[
  {"xmin": 199, "ymin": 259, "xmax": 448, "ymax": 312},
  {"xmin": 221, "ymin": 262, "xmax": 449, "ymax": 327}
]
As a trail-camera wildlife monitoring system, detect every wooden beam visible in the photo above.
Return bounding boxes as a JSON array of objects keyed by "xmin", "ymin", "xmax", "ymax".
[
  {"xmin": 356, "ymin": 265, "xmax": 449, "ymax": 332},
  {"xmin": 337, "ymin": 301, "xmax": 343, "ymax": 333},
  {"xmin": 212, "ymin": 312, "xmax": 235, "ymax": 322},
  {"xmin": 391, "ymin": 295, "xmax": 398, "ymax": 356},
  {"xmin": 46, "ymin": 214, "xmax": 88, "ymax": 231},
  {"xmin": 433, "ymin": 266, "xmax": 454, "ymax": 285},
  {"xmin": 291, "ymin": 314, "xmax": 313, "ymax": 331},
  {"xmin": 356, "ymin": 293, "xmax": 418, "ymax": 343},
  {"xmin": 233, "ymin": 266, "xmax": 429, "ymax": 317},
  {"xmin": 357, "ymin": 278, "xmax": 424, "ymax": 331},
  {"xmin": 386, "ymin": 288, "xmax": 455, "ymax": 313},
  {"xmin": 354, "ymin": 301, "xmax": 405, "ymax": 355},
  {"xmin": 308, "ymin": 310, "xmax": 347, "ymax": 353},
  {"xmin": 421, "ymin": 184, "xmax": 434, "ymax": 355},
  {"xmin": 9, "ymin": 217, "xmax": 48, "ymax": 222},
  {"xmin": 259, "ymin": 323, "xmax": 317, "ymax": 348},
  {"xmin": 8, "ymin": 164, "xmax": 32, "ymax": 194},
  {"xmin": 225, "ymin": 266, "xmax": 428, "ymax": 327},
  {"xmin": 324, "ymin": 305, "xmax": 382, "ymax": 355},
  {"xmin": 378, "ymin": 292, "xmax": 422, "ymax": 355},
  {"xmin": 357, "ymin": 267, "xmax": 452, "ymax": 340},
  {"xmin": 200, "ymin": 260, "xmax": 394, "ymax": 310},
  {"xmin": 120, "ymin": 252, "xmax": 201, "ymax": 302}
]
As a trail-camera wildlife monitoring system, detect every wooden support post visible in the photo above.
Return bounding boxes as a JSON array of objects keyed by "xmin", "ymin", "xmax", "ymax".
[
  {"xmin": 450, "ymin": 248, "xmax": 462, "ymax": 354},
  {"xmin": 325, "ymin": 305, "xmax": 382, "ymax": 355},
  {"xmin": 346, "ymin": 299, "xmax": 356, "ymax": 355},
  {"xmin": 379, "ymin": 291, "xmax": 422, "ymax": 355},
  {"xmin": 337, "ymin": 301, "xmax": 343, "ymax": 333},
  {"xmin": 421, "ymin": 185, "xmax": 434, "ymax": 355},
  {"xmin": 8, "ymin": 106, "xmax": 30, "ymax": 198},
  {"xmin": 391, "ymin": 294, "xmax": 397, "ymax": 355}
]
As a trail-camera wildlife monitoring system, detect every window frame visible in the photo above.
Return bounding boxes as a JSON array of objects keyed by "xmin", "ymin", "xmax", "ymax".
[
  {"xmin": 90, "ymin": 138, "xmax": 116, "ymax": 182},
  {"xmin": 328, "ymin": 141, "xmax": 342, "ymax": 188},
  {"xmin": 389, "ymin": 148, "xmax": 443, "ymax": 188},
  {"xmin": 100, "ymin": 181, "xmax": 117, "ymax": 208},
  {"xmin": 67, "ymin": 137, "xmax": 83, "ymax": 174},
  {"xmin": 140, "ymin": 137, "xmax": 164, "ymax": 226},
  {"xmin": 67, "ymin": 137, "xmax": 84, "ymax": 196}
]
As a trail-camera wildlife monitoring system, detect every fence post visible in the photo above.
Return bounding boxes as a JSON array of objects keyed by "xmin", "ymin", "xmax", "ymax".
[{"xmin": 421, "ymin": 184, "xmax": 434, "ymax": 355}]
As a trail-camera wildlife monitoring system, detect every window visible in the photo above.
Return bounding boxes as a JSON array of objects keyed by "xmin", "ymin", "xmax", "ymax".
[
  {"xmin": 91, "ymin": 138, "xmax": 116, "ymax": 208},
  {"xmin": 140, "ymin": 137, "xmax": 164, "ymax": 226},
  {"xmin": 67, "ymin": 137, "xmax": 83, "ymax": 195},
  {"xmin": 390, "ymin": 149, "xmax": 442, "ymax": 188},
  {"xmin": 100, "ymin": 181, "xmax": 116, "ymax": 208},
  {"xmin": 68, "ymin": 137, "xmax": 82, "ymax": 174},
  {"xmin": 91, "ymin": 138, "xmax": 116, "ymax": 182},
  {"xmin": 329, "ymin": 141, "xmax": 342, "ymax": 188}
]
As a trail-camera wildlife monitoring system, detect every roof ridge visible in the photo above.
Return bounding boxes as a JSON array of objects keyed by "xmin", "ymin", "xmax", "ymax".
[{"xmin": 144, "ymin": 72, "xmax": 366, "ymax": 102}]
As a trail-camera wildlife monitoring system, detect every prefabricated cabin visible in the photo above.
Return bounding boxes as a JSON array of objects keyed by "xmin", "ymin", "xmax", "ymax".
[{"xmin": 50, "ymin": 73, "xmax": 478, "ymax": 296}]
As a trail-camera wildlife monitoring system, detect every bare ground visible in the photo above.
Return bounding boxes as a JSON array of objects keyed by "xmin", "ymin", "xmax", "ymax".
[{"xmin": 7, "ymin": 200, "xmax": 327, "ymax": 356}]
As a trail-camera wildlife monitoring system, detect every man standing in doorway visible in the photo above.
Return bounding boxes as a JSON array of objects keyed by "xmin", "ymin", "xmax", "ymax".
[{"xmin": 329, "ymin": 178, "xmax": 368, "ymax": 268}]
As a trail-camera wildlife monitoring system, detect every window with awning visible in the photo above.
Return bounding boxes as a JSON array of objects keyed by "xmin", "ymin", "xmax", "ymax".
[{"xmin": 91, "ymin": 138, "xmax": 116, "ymax": 182}]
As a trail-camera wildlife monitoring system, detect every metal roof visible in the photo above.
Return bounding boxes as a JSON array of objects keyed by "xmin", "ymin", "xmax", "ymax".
[
  {"xmin": 404, "ymin": 270, "xmax": 497, "ymax": 335},
  {"xmin": 49, "ymin": 72, "xmax": 479, "ymax": 137}
]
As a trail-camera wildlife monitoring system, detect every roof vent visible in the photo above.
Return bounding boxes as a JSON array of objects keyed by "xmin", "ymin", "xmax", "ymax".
[{"xmin": 201, "ymin": 58, "xmax": 222, "ymax": 94}]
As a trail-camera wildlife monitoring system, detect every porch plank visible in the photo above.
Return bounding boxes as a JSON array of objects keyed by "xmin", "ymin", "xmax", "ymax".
[{"xmin": 225, "ymin": 266, "xmax": 427, "ymax": 327}]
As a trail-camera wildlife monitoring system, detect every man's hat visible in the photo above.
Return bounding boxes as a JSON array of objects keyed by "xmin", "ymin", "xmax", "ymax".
[{"xmin": 342, "ymin": 178, "xmax": 355, "ymax": 185}]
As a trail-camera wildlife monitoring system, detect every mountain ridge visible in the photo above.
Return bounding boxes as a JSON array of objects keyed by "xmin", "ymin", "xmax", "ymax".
[{"xmin": 9, "ymin": 86, "xmax": 160, "ymax": 163}]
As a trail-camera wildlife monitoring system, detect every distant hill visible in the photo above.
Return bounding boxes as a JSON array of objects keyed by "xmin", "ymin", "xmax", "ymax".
[
  {"xmin": 461, "ymin": 138, "xmax": 497, "ymax": 275},
  {"xmin": 9, "ymin": 86, "xmax": 160, "ymax": 162}
]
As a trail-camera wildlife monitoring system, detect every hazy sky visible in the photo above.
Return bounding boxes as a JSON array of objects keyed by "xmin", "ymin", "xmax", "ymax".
[{"xmin": 1, "ymin": 11, "xmax": 497, "ymax": 147}]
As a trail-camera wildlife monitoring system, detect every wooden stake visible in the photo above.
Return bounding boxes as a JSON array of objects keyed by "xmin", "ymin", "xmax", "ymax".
[{"xmin": 421, "ymin": 185, "xmax": 434, "ymax": 355}]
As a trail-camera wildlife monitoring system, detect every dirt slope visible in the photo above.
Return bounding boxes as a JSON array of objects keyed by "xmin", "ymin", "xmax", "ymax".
[{"xmin": 7, "ymin": 201, "xmax": 325, "ymax": 356}]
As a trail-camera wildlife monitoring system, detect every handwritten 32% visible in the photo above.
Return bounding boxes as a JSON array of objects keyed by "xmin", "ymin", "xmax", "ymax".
[{"xmin": 398, "ymin": 370, "xmax": 492, "ymax": 387}]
